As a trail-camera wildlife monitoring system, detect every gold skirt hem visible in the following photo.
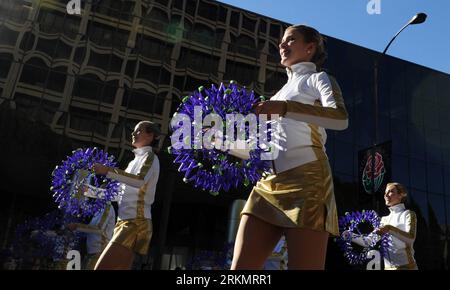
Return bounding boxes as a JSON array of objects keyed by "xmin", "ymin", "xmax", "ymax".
[{"xmin": 241, "ymin": 159, "xmax": 339, "ymax": 236}]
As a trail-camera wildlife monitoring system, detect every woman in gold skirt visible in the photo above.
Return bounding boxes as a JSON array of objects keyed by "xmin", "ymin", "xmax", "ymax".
[{"xmin": 231, "ymin": 25, "xmax": 348, "ymax": 270}]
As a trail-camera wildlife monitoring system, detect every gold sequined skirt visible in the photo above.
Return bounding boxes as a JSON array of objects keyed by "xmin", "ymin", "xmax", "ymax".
[
  {"xmin": 110, "ymin": 219, "xmax": 153, "ymax": 255},
  {"xmin": 241, "ymin": 158, "xmax": 339, "ymax": 236}
]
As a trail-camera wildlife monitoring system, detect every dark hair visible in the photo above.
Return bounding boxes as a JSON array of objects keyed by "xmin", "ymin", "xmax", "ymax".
[{"xmin": 286, "ymin": 24, "xmax": 327, "ymax": 70}]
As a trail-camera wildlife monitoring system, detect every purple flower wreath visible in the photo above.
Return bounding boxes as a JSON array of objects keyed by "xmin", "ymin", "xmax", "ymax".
[
  {"xmin": 11, "ymin": 210, "xmax": 82, "ymax": 262},
  {"xmin": 169, "ymin": 82, "xmax": 272, "ymax": 195},
  {"xmin": 51, "ymin": 147, "xmax": 120, "ymax": 218},
  {"xmin": 336, "ymin": 210, "xmax": 392, "ymax": 265}
]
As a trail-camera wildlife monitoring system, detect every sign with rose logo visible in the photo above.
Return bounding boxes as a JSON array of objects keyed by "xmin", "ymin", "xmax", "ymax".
[{"xmin": 358, "ymin": 142, "xmax": 391, "ymax": 200}]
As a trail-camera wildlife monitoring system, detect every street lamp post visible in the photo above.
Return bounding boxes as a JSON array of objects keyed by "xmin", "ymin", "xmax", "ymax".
[{"xmin": 372, "ymin": 13, "xmax": 427, "ymax": 212}]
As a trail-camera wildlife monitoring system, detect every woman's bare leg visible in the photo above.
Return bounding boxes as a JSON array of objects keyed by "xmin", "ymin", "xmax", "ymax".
[
  {"xmin": 94, "ymin": 242, "xmax": 135, "ymax": 270},
  {"xmin": 231, "ymin": 214, "xmax": 283, "ymax": 270},
  {"xmin": 285, "ymin": 227, "xmax": 329, "ymax": 270}
]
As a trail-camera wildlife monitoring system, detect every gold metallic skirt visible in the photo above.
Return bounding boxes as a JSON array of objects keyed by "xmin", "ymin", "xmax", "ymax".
[
  {"xmin": 241, "ymin": 158, "xmax": 339, "ymax": 236},
  {"xmin": 110, "ymin": 219, "xmax": 153, "ymax": 255}
]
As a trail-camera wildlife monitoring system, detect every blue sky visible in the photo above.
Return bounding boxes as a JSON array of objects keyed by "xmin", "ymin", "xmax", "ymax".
[{"xmin": 217, "ymin": 0, "xmax": 450, "ymax": 74}]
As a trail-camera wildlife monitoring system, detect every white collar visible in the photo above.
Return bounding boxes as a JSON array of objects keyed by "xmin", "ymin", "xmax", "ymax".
[
  {"xmin": 286, "ymin": 62, "xmax": 317, "ymax": 79},
  {"xmin": 388, "ymin": 203, "xmax": 405, "ymax": 213},
  {"xmin": 133, "ymin": 146, "xmax": 152, "ymax": 156}
]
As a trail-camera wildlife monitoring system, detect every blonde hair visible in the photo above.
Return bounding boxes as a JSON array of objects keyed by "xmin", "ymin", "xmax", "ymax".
[{"xmin": 386, "ymin": 182, "xmax": 408, "ymax": 203}]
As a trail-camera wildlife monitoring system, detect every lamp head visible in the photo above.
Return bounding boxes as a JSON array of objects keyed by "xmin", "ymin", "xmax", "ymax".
[{"xmin": 409, "ymin": 13, "xmax": 427, "ymax": 25}]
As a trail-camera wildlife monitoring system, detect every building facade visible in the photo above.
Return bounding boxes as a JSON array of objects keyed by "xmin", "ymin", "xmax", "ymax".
[{"xmin": 0, "ymin": 0, "xmax": 449, "ymax": 269}]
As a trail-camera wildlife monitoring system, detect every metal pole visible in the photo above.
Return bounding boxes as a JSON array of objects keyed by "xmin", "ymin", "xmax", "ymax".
[{"xmin": 372, "ymin": 56, "xmax": 379, "ymax": 211}]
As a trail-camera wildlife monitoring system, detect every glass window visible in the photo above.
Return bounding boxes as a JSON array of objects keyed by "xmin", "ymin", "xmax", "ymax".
[
  {"xmin": 19, "ymin": 31, "xmax": 35, "ymax": 52},
  {"xmin": 74, "ymin": 46, "xmax": 86, "ymax": 64},
  {"xmin": 437, "ymin": 73, "xmax": 450, "ymax": 108},
  {"xmin": 232, "ymin": 35, "xmax": 257, "ymax": 58},
  {"xmin": 113, "ymin": 28, "xmax": 129, "ymax": 50},
  {"xmin": 93, "ymin": 113, "xmax": 111, "ymax": 137},
  {"xmin": 88, "ymin": 51, "xmax": 110, "ymax": 69},
  {"xmin": 218, "ymin": 6, "xmax": 227, "ymax": 23},
  {"xmin": 389, "ymin": 74, "xmax": 406, "ymax": 120},
  {"xmin": 136, "ymin": 61, "xmax": 161, "ymax": 84},
  {"xmin": 425, "ymin": 129, "xmax": 442, "ymax": 164},
  {"xmin": 198, "ymin": 0, "xmax": 218, "ymax": 20},
  {"xmin": 63, "ymin": 14, "xmax": 80, "ymax": 39},
  {"xmin": 242, "ymin": 15, "xmax": 256, "ymax": 32},
  {"xmin": 409, "ymin": 189, "xmax": 429, "ymax": 226},
  {"xmin": 444, "ymin": 167, "xmax": 450, "ymax": 196},
  {"xmin": 427, "ymin": 193, "xmax": 446, "ymax": 233},
  {"xmin": 93, "ymin": 0, "xmax": 132, "ymax": 21},
  {"xmin": 36, "ymin": 37, "xmax": 58, "ymax": 58},
  {"xmin": 127, "ymin": 89, "xmax": 155, "ymax": 112},
  {"xmin": 391, "ymin": 119, "xmax": 408, "ymax": 155},
  {"xmin": 439, "ymin": 107, "xmax": 450, "ymax": 134},
  {"xmin": 355, "ymin": 109, "xmax": 373, "ymax": 148},
  {"xmin": 37, "ymin": 9, "xmax": 64, "ymax": 34},
  {"xmin": 267, "ymin": 43, "xmax": 280, "ymax": 64},
  {"xmin": 333, "ymin": 173, "xmax": 355, "ymax": 187},
  {"xmin": 47, "ymin": 70, "xmax": 67, "ymax": 92},
  {"xmin": 0, "ymin": 54, "xmax": 12, "ymax": 79},
  {"xmin": 408, "ymin": 124, "xmax": 425, "ymax": 160},
  {"xmin": 139, "ymin": 36, "xmax": 172, "ymax": 62},
  {"xmin": 73, "ymin": 74, "xmax": 103, "ymax": 101},
  {"xmin": 335, "ymin": 105, "xmax": 354, "ymax": 142},
  {"xmin": 408, "ymin": 100, "xmax": 423, "ymax": 128},
  {"xmin": 54, "ymin": 40, "xmax": 72, "ymax": 59},
  {"xmin": 427, "ymin": 163, "xmax": 443, "ymax": 194},
  {"xmin": 410, "ymin": 158, "xmax": 426, "ymax": 191},
  {"xmin": 155, "ymin": 92, "xmax": 166, "ymax": 114},
  {"xmin": 441, "ymin": 133, "xmax": 450, "ymax": 168},
  {"xmin": 144, "ymin": 8, "xmax": 168, "ymax": 32},
  {"xmin": 173, "ymin": 0, "xmax": 183, "ymax": 10},
  {"xmin": 230, "ymin": 11, "xmax": 239, "ymax": 29},
  {"xmin": 19, "ymin": 64, "xmax": 48, "ymax": 87},
  {"xmin": 190, "ymin": 23, "xmax": 216, "ymax": 47},
  {"xmin": 447, "ymin": 197, "xmax": 450, "ymax": 230},
  {"xmin": 185, "ymin": 0, "xmax": 197, "ymax": 17},
  {"xmin": 391, "ymin": 154, "xmax": 409, "ymax": 186},
  {"xmin": 88, "ymin": 22, "xmax": 113, "ymax": 47},
  {"xmin": 7, "ymin": 1, "xmax": 29, "ymax": 24},
  {"xmin": 334, "ymin": 141, "xmax": 354, "ymax": 176},
  {"xmin": 259, "ymin": 19, "xmax": 267, "ymax": 34},
  {"xmin": 264, "ymin": 71, "xmax": 285, "ymax": 94},
  {"xmin": 109, "ymin": 54, "xmax": 123, "ymax": 73},
  {"xmin": 225, "ymin": 61, "xmax": 256, "ymax": 87},
  {"xmin": 14, "ymin": 93, "xmax": 40, "ymax": 113},
  {"xmin": 183, "ymin": 76, "xmax": 205, "ymax": 94},
  {"xmin": 125, "ymin": 58, "xmax": 137, "ymax": 78},
  {"xmin": 269, "ymin": 23, "xmax": 280, "ymax": 39},
  {"xmin": 69, "ymin": 107, "xmax": 97, "ymax": 133},
  {"xmin": 378, "ymin": 115, "xmax": 391, "ymax": 145},
  {"xmin": 423, "ymin": 103, "xmax": 440, "ymax": 130}
]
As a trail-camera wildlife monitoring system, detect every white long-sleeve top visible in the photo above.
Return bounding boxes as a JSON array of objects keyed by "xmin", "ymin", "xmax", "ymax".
[
  {"xmin": 350, "ymin": 203, "xmax": 418, "ymax": 270},
  {"xmin": 106, "ymin": 146, "xmax": 160, "ymax": 221},
  {"xmin": 270, "ymin": 62, "xmax": 348, "ymax": 173}
]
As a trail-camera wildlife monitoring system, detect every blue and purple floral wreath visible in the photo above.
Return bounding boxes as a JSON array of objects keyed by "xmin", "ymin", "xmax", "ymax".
[
  {"xmin": 336, "ymin": 210, "xmax": 392, "ymax": 265},
  {"xmin": 51, "ymin": 147, "xmax": 120, "ymax": 218},
  {"xmin": 169, "ymin": 82, "xmax": 272, "ymax": 195},
  {"xmin": 12, "ymin": 210, "xmax": 82, "ymax": 262}
]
